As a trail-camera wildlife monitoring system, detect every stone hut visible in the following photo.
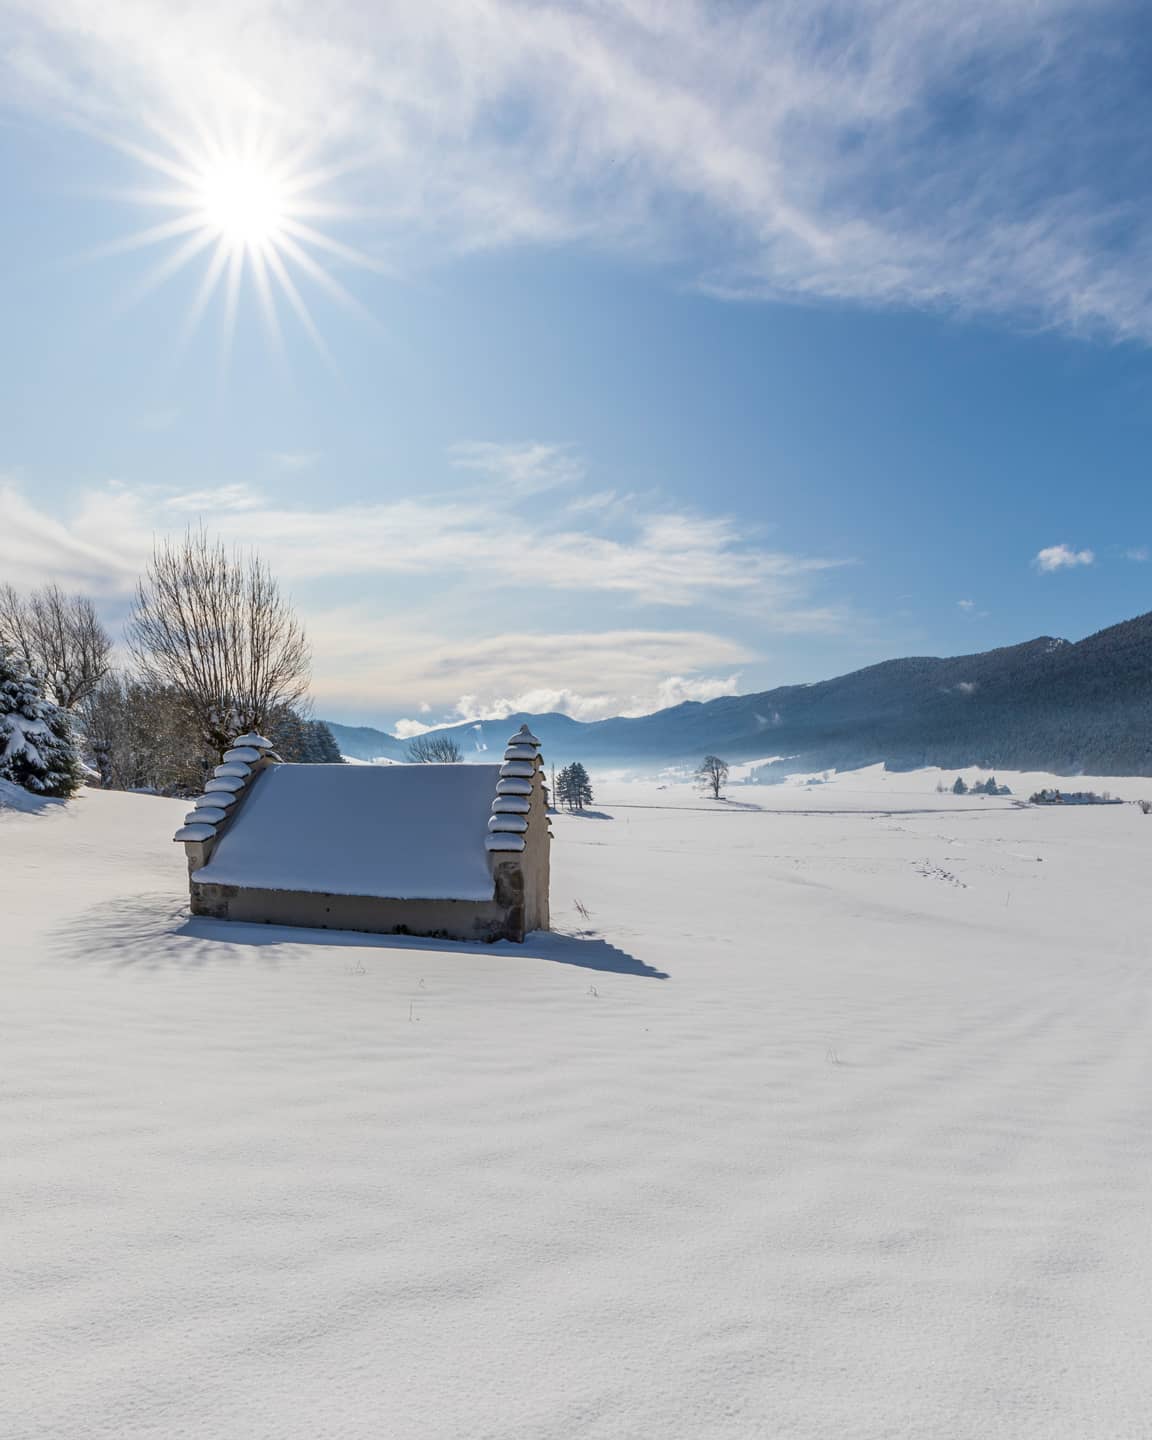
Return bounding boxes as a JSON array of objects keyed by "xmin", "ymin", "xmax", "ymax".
[{"xmin": 172, "ymin": 725, "xmax": 550, "ymax": 942}]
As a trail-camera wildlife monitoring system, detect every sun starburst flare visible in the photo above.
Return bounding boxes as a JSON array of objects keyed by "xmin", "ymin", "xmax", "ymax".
[{"xmin": 94, "ymin": 117, "xmax": 379, "ymax": 367}]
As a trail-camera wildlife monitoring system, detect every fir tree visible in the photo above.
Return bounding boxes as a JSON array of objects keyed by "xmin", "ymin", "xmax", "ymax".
[
  {"xmin": 302, "ymin": 720, "xmax": 345, "ymax": 763},
  {"xmin": 0, "ymin": 646, "xmax": 83, "ymax": 798},
  {"xmin": 263, "ymin": 708, "xmax": 346, "ymax": 763},
  {"xmin": 556, "ymin": 762, "xmax": 593, "ymax": 811}
]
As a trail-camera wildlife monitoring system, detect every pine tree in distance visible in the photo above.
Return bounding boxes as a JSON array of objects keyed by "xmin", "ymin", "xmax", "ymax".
[
  {"xmin": 301, "ymin": 719, "xmax": 344, "ymax": 762},
  {"xmin": 556, "ymin": 762, "xmax": 594, "ymax": 811},
  {"xmin": 0, "ymin": 646, "xmax": 83, "ymax": 798}
]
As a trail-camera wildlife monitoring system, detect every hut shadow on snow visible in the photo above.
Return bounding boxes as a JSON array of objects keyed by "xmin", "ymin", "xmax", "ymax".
[{"xmin": 55, "ymin": 892, "xmax": 667, "ymax": 979}]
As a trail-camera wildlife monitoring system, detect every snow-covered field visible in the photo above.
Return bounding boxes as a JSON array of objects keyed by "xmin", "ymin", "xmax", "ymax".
[{"xmin": 3, "ymin": 767, "xmax": 1151, "ymax": 1439}]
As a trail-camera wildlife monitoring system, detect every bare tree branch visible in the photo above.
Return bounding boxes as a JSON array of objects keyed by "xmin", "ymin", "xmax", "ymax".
[
  {"xmin": 126, "ymin": 529, "xmax": 311, "ymax": 753},
  {"xmin": 406, "ymin": 734, "xmax": 464, "ymax": 763},
  {"xmin": 696, "ymin": 754, "xmax": 729, "ymax": 800},
  {"xmin": 0, "ymin": 583, "xmax": 112, "ymax": 708}
]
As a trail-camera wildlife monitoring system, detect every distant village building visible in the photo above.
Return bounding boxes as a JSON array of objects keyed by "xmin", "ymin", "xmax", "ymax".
[{"xmin": 173, "ymin": 725, "xmax": 550, "ymax": 942}]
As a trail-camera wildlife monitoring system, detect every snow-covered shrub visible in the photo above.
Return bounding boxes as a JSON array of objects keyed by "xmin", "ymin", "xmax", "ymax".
[{"xmin": 0, "ymin": 646, "xmax": 83, "ymax": 798}]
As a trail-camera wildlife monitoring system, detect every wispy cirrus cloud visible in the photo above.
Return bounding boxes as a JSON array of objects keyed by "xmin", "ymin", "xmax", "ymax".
[
  {"xmin": 0, "ymin": 470, "xmax": 781, "ymax": 717},
  {"xmin": 164, "ymin": 484, "xmax": 264, "ymax": 512},
  {"xmin": 1033, "ymin": 543, "xmax": 1095, "ymax": 573},
  {"xmin": 448, "ymin": 442, "xmax": 584, "ymax": 495},
  {"xmin": 0, "ymin": 480, "xmax": 140, "ymax": 593},
  {"xmin": 0, "ymin": 465, "xmax": 843, "ymax": 616},
  {"xmin": 2, "ymin": 0, "xmax": 1150, "ymax": 339}
]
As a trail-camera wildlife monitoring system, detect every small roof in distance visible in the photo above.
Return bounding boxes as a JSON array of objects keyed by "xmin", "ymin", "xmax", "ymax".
[{"xmin": 195, "ymin": 763, "xmax": 502, "ymax": 900}]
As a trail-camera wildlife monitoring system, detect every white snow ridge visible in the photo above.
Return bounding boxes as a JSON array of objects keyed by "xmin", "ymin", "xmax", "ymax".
[{"xmin": 3, "ymin": 766, "xmax": 1152, "ymax": 1438}]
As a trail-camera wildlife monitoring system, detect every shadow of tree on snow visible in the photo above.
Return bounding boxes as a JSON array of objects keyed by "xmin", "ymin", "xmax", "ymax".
[
  {"xmin": 0, "ymin": 782, "xmax": 70, "ymax": 817},
  {"xmin": 53, "ymin": 891, "xmax": 668, "ymax": 979}
]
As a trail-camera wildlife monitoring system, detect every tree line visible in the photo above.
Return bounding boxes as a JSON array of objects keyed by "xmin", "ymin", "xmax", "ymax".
[{"xmin": 0, "ymin": 532, "xmax": 342, "ymax": 800}]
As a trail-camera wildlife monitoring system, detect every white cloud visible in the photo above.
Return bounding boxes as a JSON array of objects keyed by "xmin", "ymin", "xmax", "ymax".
[
  {"xmin": 389, "ymin": 672, "xmax": 743, "ymax": 736},
  {"xmin": 312, "ymin": 624, "xmax": 755, "ymax": 725},
  {"xmin": 448, "ymin": 442, "xmax": 583, "ymax": 495},
  {"xmin": 164, "ymin": 484, "xmax": 264, "ymax": 512},
  {"xmin": 0, "ymin": 472, "xmax": 843, "ymax": 616},
  {"xmin": 2, "ymin": 0, "xmax": 1149, "ymax": 338},
  {"xmin": 957, "ymin": 599, "xmax": 975, "ymax": 611},
  {"xmin": 392, "ymin": 717, "xmax": 439, "ymax": 739},
  {"xmin": 1125, "ymin": 546, "xmax": 1149, "ymax": 562},
  {"xmin": 0, "ymin": 464, "xmax": 842, "ymax": 719},
  {"xmin": 1033, "ymin": 543, "xmax": 1095, "ymax": 573},
  {"xmin": 0, "ymin": 480, "xmax": 141, "ymax": 593}
]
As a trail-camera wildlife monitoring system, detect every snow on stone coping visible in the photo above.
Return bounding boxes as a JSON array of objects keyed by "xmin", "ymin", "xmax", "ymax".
[
  {"xmin": 496, "ymin": 777, "xmax": 532, "ymax": 796},
  {"xmin": 214, "ymin": 762, "xmax": 252, "ymax": 780},
  {"xmin": 205, "ymin": 777, "xmax": 246, "ymax": 794},
  {"xmin": 193, "ymin": 790, "xmax": 236, "ymax": 808},
  {"xmin": 231, "ymin": 733, "xmax": 273, "ymax": 749},
  {"xmin": 194, "ymin": 763, "xmax": 504, "ymax": 900},
  {"xmin": 503, "ymin": 745, "xmax": 538, "ymax": 762},
  {"xmin": 488, "ymin": 814, "xmax": 527, "ymax": 832},
  {"xmin": 222, "ymin": 746, "xmax": 264, "ymax": 764},
  {"xmin": 186, "ymin": 806, "xmax": 228, "ymax": 824},
  {"xmin": 485, "ymin": 833, "xmax": 525, "ymax": 851},
  {"xmin": 499, "ymin": 761, "xmax": 536, "ymax": 778},
  {"xmin": 492, "ymin": 796, "xmax": 530, "ymax": 813},
  {"xmin": 510, "ymin": 724, "xmax": 541, "ymax": 746},
  {"xmin": 173, "ymin": 822, "xmax": 217, "ymax": 843}
]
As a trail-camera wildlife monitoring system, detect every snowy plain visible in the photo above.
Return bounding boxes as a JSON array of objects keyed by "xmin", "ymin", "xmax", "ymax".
[{"xmin": 2, "ymin": 766, "xmax": 1151, "ymax": 1439}]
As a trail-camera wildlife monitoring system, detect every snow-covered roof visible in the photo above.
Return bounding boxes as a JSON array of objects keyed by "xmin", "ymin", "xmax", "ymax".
[{"xmin": 194, "ymin": 763, "xmax": 504, "ymax": 901}]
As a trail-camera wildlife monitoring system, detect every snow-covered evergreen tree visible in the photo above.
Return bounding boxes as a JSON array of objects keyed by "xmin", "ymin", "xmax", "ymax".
[{"xmin": 0, "ymin": 646, "xmax": 83, "ymax": 798}]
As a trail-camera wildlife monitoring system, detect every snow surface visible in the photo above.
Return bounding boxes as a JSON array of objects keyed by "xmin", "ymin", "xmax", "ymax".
[
  {"xmin": 3, "ymin": 766, "xmax": 1152, "ymax": 1438},
  {"xmin": 195, "ymin": 762, "xmax": 501, "ymax": 900}
]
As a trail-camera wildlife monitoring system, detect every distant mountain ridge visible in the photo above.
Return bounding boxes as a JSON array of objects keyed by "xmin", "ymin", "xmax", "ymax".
[{"xmin": 326, "ymin": 609, "xmax": 1152, "ymax": 776}]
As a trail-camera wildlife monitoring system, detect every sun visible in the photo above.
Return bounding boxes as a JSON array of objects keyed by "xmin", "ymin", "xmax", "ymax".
[
  {"xmin": 194, "ymin": 157, "xmax": 290, "ymax": 250},
  {"xmin": 98, "ymin": 116, "xmax": 374, "ymax": 364}
]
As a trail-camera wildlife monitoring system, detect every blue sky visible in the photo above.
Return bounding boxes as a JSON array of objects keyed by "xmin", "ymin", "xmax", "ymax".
[{"xmin": 1, "ymin": 0, "xmax": 1151, "ymax": 732}]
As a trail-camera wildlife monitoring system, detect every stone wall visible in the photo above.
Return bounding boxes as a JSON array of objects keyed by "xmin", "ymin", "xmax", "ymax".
[{"xmin": 189, "ymin": 880, "xmax": 521, "ymax": 942}]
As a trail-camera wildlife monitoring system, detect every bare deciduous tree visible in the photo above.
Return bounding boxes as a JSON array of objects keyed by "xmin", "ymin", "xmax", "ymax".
[
  {"xmin": 126, "ymin": 531, "xmax": 310, "ymax": 753},
  {"xmin": 406, "ymin": 733, "xmax": 464, "ymax": 763},
  {"xmin": 82, "ymin": 673, "xmax": 214, "ymax": 795},
  {"xmin": 696, "ymin": 754, "xmax": 729, "ymax": 799},
  {"xmin": 0, "ymin": 583, "xmax": 112, "ymax": 708}
]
